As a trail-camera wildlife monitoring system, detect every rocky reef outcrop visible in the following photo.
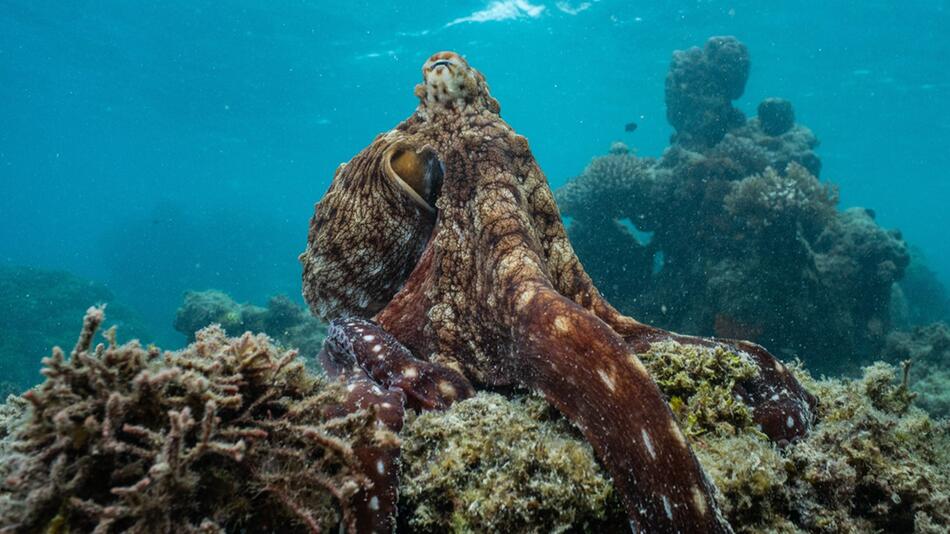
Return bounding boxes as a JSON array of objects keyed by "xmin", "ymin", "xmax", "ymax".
[
  {"xmin": 0, "ymin": 265, "xmax": 150, "ymax": 391},
  {"xmin": 174, "ymin": 290, "xmax": 327, "ymax": 362},
  {"xmin": 665, "ymin": 36, "xmax": 750, "ymax": 149},
  {"xmin": 401, "ymin": 342, "xmax": 950, "ymax": 533},
  {"xmin": 2, "ymin": 311, "xmax": 947, "ymax": 533},
  {"xmin": 0, "ymin": 308, "xmax": 387, "ymax": 532},
  {"xmin": 558, "ymin": 36, "xmax": 910, "ymax": 374},
  {"xmin": 885, "ymin": 323, "xmax": 950, "ymax": 418}
]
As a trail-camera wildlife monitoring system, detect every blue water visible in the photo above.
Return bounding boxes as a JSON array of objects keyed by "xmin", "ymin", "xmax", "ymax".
[{"xmin": 2, "ymin": 1, "xmax": 948, "ymax": 345}]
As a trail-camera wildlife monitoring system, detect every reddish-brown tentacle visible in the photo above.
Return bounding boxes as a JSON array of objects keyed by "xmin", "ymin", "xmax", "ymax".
[
  {"xmin": 510, "ymin": 284, "xmax": 733, "ymax": 533},
  {"xmin": 319, "ymin": 329, "xmax": 405, "ymax": 533},
  {"xmin": 326, "ymin": 318, "xmax": 474, "ymax": 411}
]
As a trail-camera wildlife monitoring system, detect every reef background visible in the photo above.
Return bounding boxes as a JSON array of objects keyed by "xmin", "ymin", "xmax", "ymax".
[{"xmin": 1, "ymin": 1, "xmax": 948, "ymax": 348}]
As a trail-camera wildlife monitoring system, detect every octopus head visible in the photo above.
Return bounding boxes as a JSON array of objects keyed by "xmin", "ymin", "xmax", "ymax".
[
  {"xmin": 415, "ymin": 51, "xmax": 500, "ymax": 115},
  {"xmin": 300, "ymin": 141, "xmax": 441, "ymax": 321}
]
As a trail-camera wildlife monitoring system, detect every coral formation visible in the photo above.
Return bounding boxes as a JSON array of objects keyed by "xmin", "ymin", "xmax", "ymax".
[
  {"xmin": 892, "ymin": 247, "xmax": 950, "ymax": 328},
  {"xmin": 558, "ymin": 36, "xmax": 910, "ymax": 374},
  {"xmin": 757, "ymin": 97, "xmax": 796, "ymax": 136},
  {"xmin": 666, "ymin": 36, "xmax": 750, "ymax": 148},
  {"xmin": 0, "ymin": 265, "xmax": 150, "ymax": 391},
  {"xmin": 400, "ymin": 393, "xmax": 623, "ymax": 533},
  {"xmin": 174, "ymin": 289, "xmax": 327, "ymax": 361},
  {"xmin": 884, "ymin": 322, "xmax": 950, "ymax": 418},
  {"xmin": 401, "ymin": 342, "xmax": 950, "ymax": 533},
  {"xmin": 0, "ymin": 308, "xmax": 392, "ymax": 533}
]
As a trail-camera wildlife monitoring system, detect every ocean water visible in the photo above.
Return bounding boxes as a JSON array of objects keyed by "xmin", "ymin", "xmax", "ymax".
[{"xmin": 1, "ymin": 0, "xmax": 948, "ymax": 349}]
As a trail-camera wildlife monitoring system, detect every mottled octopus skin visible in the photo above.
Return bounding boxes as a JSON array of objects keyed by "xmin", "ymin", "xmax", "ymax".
[
  {"xmin": 319, "ymin": 318, "xmax": 474, "ymax": 533},
  {"xmin": 319, "ymin": 321, "xmax": 406, "ymax": 534},
  {"xmin": 302, "ymin": 51, "xmax": 817, "ymax": 533}
]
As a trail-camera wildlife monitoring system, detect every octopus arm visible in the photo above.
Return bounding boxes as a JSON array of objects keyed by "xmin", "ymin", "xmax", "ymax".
[
  {"xmin": 510, "ymin": 284, "xmax": 733, "ymax": 533},
  {"xmin": 472, "ymin": 170, "xmax": 732, "ymax": 533},
  {"xmin": 319, "ymin": 323, "xmax": 407, "ymax": 534},
  {"xmin": 326, "ymin": 318, "xmax": 475, "ymax": 411}
]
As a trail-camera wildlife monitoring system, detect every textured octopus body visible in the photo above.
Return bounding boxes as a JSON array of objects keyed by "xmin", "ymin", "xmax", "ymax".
[{"xmin": 302, "ymin": 51, "xmax": 817, "ymax": 533}]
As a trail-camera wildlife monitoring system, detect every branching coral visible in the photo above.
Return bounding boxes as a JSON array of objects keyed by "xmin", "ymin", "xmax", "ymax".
[
  {"xmin": 724, "ymin": 163, "xmax": 838, "ymax": 243},
  {"xmin": 0, "ymin": 307, "xmax": 390, "ymax": 533}
]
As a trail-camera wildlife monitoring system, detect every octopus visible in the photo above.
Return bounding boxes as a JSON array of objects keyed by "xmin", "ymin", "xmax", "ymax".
[{"xmin": 301, "ymin": 52, "xmax": 817, "ymax": 533}]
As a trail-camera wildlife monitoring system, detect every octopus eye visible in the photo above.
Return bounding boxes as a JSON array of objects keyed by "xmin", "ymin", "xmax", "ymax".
[{"xmin": 387, "ymin": 147, "xmax": 443, "ymax": 212}]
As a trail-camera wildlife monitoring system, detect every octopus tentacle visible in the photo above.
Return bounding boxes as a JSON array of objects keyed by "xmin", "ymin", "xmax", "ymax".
[
  {"xmin": 518, "ymin": 163, "xmax": 817, "ymax": 443},
  {"xmin": 512, "ymin": 284, "xmax": 732, "ymax": 533},
  {"xmin": 327, "ymin": 318, "xmax": 475, "ymax": 411},
  {"xmin": 471, "ymin": 168, "xmax": 731, "ymax": 532},
  {"xmin": 319, "ymin": 325, "xmax": 405, "ymax": 533},
  {"xmin": 318, "ymin": 317, "xmax": 475, "ymax": 532}
]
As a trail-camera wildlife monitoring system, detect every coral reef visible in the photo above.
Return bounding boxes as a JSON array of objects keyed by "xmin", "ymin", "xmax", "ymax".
[
  {"xmin": 666, "ymin": 36, "xmax": 750, "ymax": 148},
  {"xmin": 757, "ymin": 98, "xmax": 796, "ymax": 136},
  {"xmin": 558, "ymin": 36, "xmax": 909, "ymax": 374},
  {"xmin": 174, "ymin": 290, "xmax": 327, "ymax": 361},
  {"xmin": 0, "ymin": 265, "xmax": 150, "ymax": 391},
  {"xmin": 884, "ymin": 322, "xmax": 950, "ymax": 418},
  {"xmin": 0, "ymin": 308, "xmax": 392, "ymax": 533},
  {"xmin": 892, "ymin": 247, "xmax": 950, "ymax": 328},
  {"xmin": 399, "ymin": 393, "xmax": 623, "ymax": 533},
  {"xmin": 401, "ymin": 341, "xmax": 950, "ymax": 533}
]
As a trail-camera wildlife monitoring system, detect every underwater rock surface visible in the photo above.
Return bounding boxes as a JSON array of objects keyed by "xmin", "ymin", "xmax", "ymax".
[
  {"xmin": 0, "ymin": 265, "xmax": 150, "ymax": 391},
  {"xmin": 401, "ymin": 344, "xmax": 950, "ymax": 533},
  {"xmin": 1, "ymin": 314, "xmax": 947, "ymax": 533},
  {"xmin": 885, "ymin": 323, "xmax": 950, "ymax": 418},
  {"xmin": 558, "ymin": 36, "xmax": 909, "ymax": 374}
]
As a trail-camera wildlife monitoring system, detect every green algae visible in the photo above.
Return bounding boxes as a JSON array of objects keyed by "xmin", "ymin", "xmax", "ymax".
[
  {"xmin": 639, "ymin": 340, "xmax": 759, "ymax": 436},
  {"xmin": 401, "ymin": 341, "xmax": 950, "ymax": 533},
  {"xmin": 399, "ymin": 393, "xmax": 624, "ymax": 533}
]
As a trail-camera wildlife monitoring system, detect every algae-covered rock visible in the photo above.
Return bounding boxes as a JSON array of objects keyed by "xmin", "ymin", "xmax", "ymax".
[
  {"xmin": 639, "ymin": 340, "xmax": 758, "ymax": 436},
  {"xmin": 401, "ymin": 340, "xmax": 950, "ymax": 533},
  {"xmin": 399, "ymin": 393, "xmax": 624, "ymax": 533},
  {"xmin": 695, "ymin": 361, "xmax": 949, "ymax": 533}
]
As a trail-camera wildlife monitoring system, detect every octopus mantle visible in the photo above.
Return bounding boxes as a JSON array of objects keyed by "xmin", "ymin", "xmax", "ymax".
[{"xmin": 301, "ymin": 52, "xmax": 816, "ymax": 534}]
